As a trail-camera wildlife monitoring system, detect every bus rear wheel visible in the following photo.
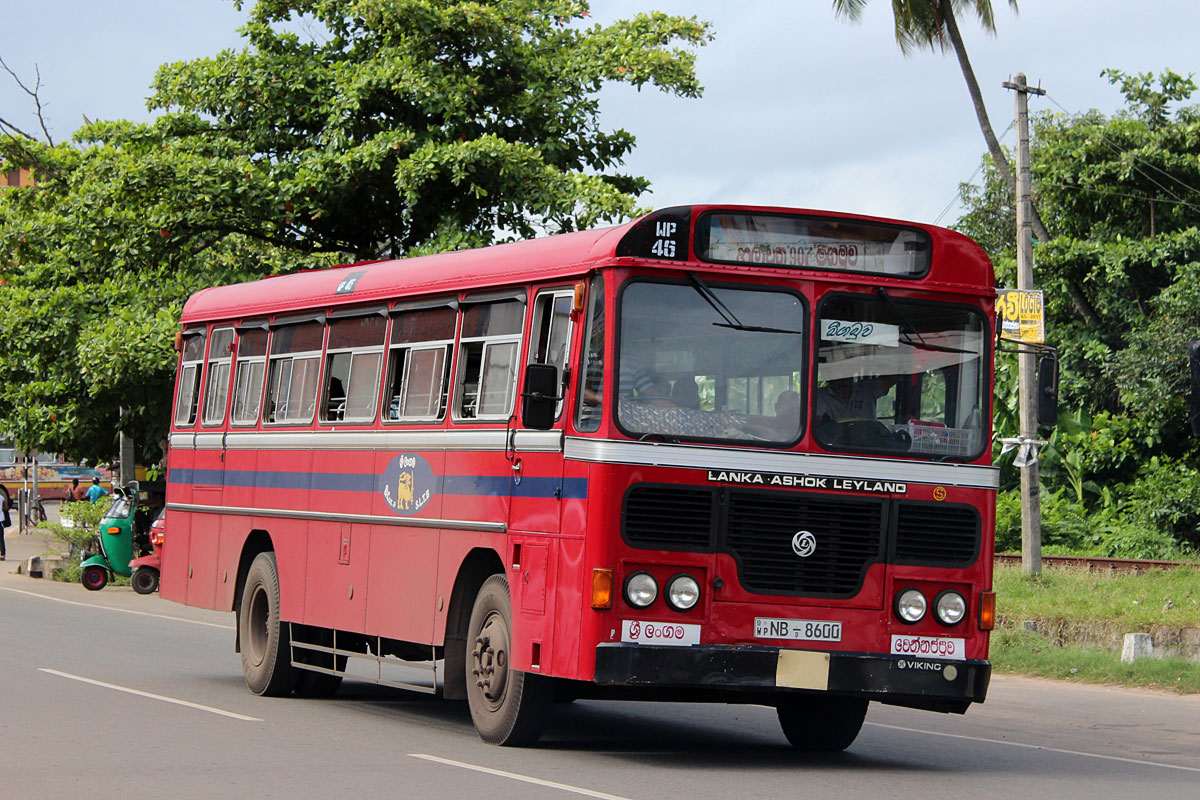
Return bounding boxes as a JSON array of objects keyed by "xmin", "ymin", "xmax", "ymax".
[
  {"xmin": 239, "ymin": 552, "xmax": 296, "ymax": 697},
  {"xmin": 465, "ymin": 574, "xmax": 552, "ymax": 746},
  {"xmin": 776, "ymin": 694, "xmax": 868, "ymax": 751}
]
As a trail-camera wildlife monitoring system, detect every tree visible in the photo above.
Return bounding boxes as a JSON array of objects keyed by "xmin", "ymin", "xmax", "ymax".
[
  {"xmin": 957, "ymin": 69, "xmax": 1200, "ymax": 552},
  {"xmin": 0, "ymin": 1, "xmax": 712, "ymax": 463},
  {"xmin": 831, "ymin": 1, "xmax": 1054, "ymax": 242},
  {"xmin": 148, "ymin": 0, "xmax": 712, "ymax": 258}
]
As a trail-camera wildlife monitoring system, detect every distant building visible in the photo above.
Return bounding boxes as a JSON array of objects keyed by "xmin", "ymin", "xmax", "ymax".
[{"xmin": 2, "ymin": 168, "xmax": 32, "ymax": 188}]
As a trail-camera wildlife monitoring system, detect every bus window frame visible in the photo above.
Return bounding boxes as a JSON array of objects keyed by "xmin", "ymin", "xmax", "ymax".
[
  {"xmin": 320, "ymin": 309, "xmax": 388, "ymax": 425},
  {"xmin": 574, "ymin": 274, "xmax": 606, "ymax": 433},
  {"xmin": 263, "ymin": 318, "xmax": 327, "ymax": 426},
  {"xmin": 201, "ymin": 327, "xmax": 237, "ymax": 427},
  {"xmin": 230, "ymin": 323, "xmax": 269, "ymax": 427},
  {"xmin": 173, "ymin": 329, "xmax": 206, "ymax": 428},
  {"xmin": 810, "ymin": 290, "xmax": 991, "ymax": 460},
  {"xmin": 452, "ymin": 295, "xmax": 527, "ymax": 423},
  {"xmin": 384, "ymin": 301, "xmax": 459, "ymax": 424},
  {"xmin": 612, "ymin": 276, "xmax": 808, "ymax": 447},
  {"xmin": 527, "ymin": 287, "xmax": 576, "ymax": 422}
]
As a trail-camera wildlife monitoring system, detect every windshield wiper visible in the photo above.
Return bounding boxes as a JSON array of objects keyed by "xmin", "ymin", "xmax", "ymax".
[
  {"xmin": 876, "ymin": 287, "xmax": 975, "ymax": 355},
  {"xmin": 688, "ymin": 273, "xmax": 803, "ymax": 335}
]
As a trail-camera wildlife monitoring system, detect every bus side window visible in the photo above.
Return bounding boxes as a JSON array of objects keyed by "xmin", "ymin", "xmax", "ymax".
[
  {"xmin": 265, "ymin": 321, "xmax": 324, "ymax": 424},
  {"xmin": 173, "ymin": 331, "xmax": 206, "ymax": 427},
  {"xmin": 386, "ymin": 305, "xmax": 457, "ymax": 422},
  {"xmin": 529, "ymin": 290, "xmax": 574, "ymax": 420},
  {"xmin": 455, "ymin": 299, "xmax": 525, "ymax": 420},
  {"xmin": 201, "ymin": 327, "xmax": 236, "ymax": 426},
  {"xmin": 575, "ymin": 274, "xmax": 605, "ymax": 432},
  {"xmin": 322, "ymin": 314, "xmax": 386, "ymax": 423},
  {"xmin": 230, "ymin": 326, "xmax": 268, "ymax": 426}
]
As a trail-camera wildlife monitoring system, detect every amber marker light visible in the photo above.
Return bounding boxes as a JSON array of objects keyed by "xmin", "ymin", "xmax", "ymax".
[
  {"xmin": 573, "ymin": 281, "xmax": 587, "ymax": 313},
  {"xmin": 979, "ymin": 591, "xmax": 996, "ymax": 631},
  {"xmin": 591, "ymin": 568, "xmax": 614, "ymax": 610}
]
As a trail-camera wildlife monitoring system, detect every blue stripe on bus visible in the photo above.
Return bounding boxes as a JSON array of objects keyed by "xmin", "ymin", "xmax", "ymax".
[{"xmin": 173, "ymin": 468, "xmax": 587, "ymax": 500}]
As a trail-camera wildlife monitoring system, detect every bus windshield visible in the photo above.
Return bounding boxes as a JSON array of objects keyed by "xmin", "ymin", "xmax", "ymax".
[
  {"xmin": 616, "ymin": 280, "xmax": 805, "ymax": 444},
  {"xmin": 814, "ymin": 293, "xmax": 988, "ymax": 458}
]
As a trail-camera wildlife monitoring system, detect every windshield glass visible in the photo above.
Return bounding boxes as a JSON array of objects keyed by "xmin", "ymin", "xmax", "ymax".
[
  {"xmin": 104, "ymin": 498, "xmax": 133, "ymax": 520},
  {"xmin": 813, "ymin": 293, "xmax": 988, "ymax": 459},
  {"xmin": 617, "ymin": 281, "xmax": 805, "ymax": 443}
]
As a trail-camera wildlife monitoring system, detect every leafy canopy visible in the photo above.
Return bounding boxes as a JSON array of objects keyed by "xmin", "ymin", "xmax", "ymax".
[
  {"xmin": 956, "ymin": 68, "xmax": 1200, "ymax": 551},
  {"xmin": 0, "ymin": 0, "xmax": 711, "ymax": 463}
]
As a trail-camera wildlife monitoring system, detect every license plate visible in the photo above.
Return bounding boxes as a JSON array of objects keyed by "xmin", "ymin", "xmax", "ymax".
[
  {"xmin": 621, "ymin": 620, "xmax": 701, "ymax": 646},
  {"xmin": 754, "ymin": 617, "xmax": 843, "ymax": 642},
  {"xmin": 890, "ymin": 634, "xmax": 966, "ymax": 661}
]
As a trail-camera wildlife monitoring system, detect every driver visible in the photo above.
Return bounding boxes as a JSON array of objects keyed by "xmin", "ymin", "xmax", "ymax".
[{"xmin": 814, "ymin": 376, "xmax": 893, "ymax": 422}]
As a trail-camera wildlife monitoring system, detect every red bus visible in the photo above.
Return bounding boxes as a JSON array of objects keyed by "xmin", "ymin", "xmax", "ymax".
[{"xmin": 164, "ymin": 204, "xmax": 997, "ymax": 749}]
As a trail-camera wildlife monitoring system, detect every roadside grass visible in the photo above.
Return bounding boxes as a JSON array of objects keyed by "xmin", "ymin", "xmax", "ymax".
[{"xmin": 992, "ymin": 564, "xmax": 1200, "ymax": 693}]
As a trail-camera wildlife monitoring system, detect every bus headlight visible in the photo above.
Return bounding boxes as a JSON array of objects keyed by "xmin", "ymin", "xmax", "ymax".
[
  {"xmin": 895, "ymin": 588, "xmax": 927, "ymax": 623},
  {"xmin": 665, "ymin": 574, "xmax": 701, "ymax": 611},
  {"xmin": 934, "ymin": 590, "xmax": 967, "ymax": 626},
  {"xmin": 624, "ymin": 571, "xmax": 658, "ymax": 608}
]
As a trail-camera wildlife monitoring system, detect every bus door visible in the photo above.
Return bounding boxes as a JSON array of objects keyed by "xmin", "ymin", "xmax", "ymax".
[{"xmin": 509, "ymin": 288, "xmax": 575, "ymax": 535}]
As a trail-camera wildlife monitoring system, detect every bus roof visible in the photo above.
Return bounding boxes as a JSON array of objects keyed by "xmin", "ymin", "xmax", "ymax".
[{"xmin": 179, "ymin": 205, "xmax": 992, "ymax": 325}]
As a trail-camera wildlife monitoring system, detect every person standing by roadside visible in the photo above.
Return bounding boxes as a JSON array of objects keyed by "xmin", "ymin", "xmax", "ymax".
[
  {"xmin": 0, "ymin": 484, "xmax": 11, "ymax": 561},
  {"xmin": 69, "ymin": 477, "xmax": 87, "ymax": 501},
  {"xmin": 85, "ymin": 477, "xmax": 109, "ymax": 504}
]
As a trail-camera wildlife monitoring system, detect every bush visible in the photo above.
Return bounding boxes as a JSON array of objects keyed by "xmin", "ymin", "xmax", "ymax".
[{"xmin": 46, "ymin": 500, "xmax": 107, "ymax": 560}]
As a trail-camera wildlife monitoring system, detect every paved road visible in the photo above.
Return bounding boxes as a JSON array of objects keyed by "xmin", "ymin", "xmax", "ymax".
[{"xmin": 3, "ymin": 528, "xmax": 1199, "ymax": 800}]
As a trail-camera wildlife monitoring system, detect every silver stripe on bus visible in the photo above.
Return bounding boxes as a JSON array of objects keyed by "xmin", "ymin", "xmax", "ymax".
[
  {"xmin": 169, "ymin": 502, "xmax": 507, "ymax": 533},
  {"xmin": 562, "ymin": 437, "xmax": 1000, "ymax": 490},
  {"xmin": 170, "ymin": 429, "xmax": 564, "ymax": 453}
]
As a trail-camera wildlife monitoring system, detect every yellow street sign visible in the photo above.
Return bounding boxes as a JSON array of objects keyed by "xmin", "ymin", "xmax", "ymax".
[{"xmin": 996, "ymin": 289, "xmax": 1044, "ymax": 344}]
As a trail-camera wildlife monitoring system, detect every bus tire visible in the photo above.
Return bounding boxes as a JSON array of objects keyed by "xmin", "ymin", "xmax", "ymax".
[
  {"xmin": 776, "ymin": 694, "xmax": 868, "ymax": 751},
  {"xmin": 465, "ymin": 574, "xmax": 552, "ymax": 746},
  {"xmin": 239, "ymin": 552, "xmax": 296, "ymax": 697}
]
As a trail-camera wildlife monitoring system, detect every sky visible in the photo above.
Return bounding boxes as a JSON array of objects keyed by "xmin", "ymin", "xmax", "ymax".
[{"xmin": 3, "ymin": 1, "xmax": 1200, "ymax": 228}]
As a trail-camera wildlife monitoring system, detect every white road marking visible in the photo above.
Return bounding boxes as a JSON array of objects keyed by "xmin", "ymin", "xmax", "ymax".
[
  {"xmin": 410, "ymin": 754, "xmax": 637, "ymax": 800},
  {"xmin": 2, "ymin": 586, "xmax": 233, "ymax": 629},
  {"xmin": 868, "ymin": 722, "xmax": 1200, "ymax": 773},
  {"xmin": 39, "ymin": 668, "xmax": 261, "ymax": 721}
]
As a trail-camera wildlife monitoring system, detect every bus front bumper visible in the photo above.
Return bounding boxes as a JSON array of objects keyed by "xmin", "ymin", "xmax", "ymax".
[{"xmin": 593, "ymin": 643, "xmax": 990, "ymax": 713}]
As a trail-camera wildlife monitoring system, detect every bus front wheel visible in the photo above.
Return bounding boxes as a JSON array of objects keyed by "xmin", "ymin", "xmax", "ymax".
[
  {"xmin": 776, "ymin": 694, "xmax": 868, "ymax": 751},
  {"xmin": 465, "ymin": 574, "xmax": 552, "ymax": 746},
  {"xmin": 238, "ymin": 552, "xmax": 296, "ymax": 697}
]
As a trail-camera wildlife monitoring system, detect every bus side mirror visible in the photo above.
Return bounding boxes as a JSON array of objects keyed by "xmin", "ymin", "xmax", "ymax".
[
  {"xmin": 521, "ymin": 363, "xmax": 561, "ymax": 430},
  {"xmin": 1189, "ymin": 341, "xmax": 1200, "ymax": 437},
  {"xmin": 1037, "ymin": 356, "xmax": 1058, "ymax": 428}
]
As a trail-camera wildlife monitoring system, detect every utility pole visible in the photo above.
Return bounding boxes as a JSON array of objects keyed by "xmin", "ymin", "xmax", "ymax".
[{"xmin": 1004, "ymin": 73, "xmax": 1047, "ymax": 576}]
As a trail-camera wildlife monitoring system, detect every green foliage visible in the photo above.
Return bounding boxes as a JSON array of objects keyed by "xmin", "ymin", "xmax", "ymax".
[
  {"xmin": 960, "ymin": 68, "xmax": 1200, "ymax": 557},
  {"xmin": 43, "ymin": 500, "xmax": 107, "ymax": 558},
  {"xmin": 0, "ymin": 1, "xmax": 710, "ymax": 464}
]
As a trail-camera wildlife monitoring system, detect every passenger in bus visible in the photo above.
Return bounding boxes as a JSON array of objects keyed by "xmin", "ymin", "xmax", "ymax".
[
  {"xmin": 742, "ymin": 389, "xmax": 801, "ymax": 439},
  {"xmin": 670, "ymin": 377, "xmax": 701, "ymax": 409},
  {"xmin": 814, "ymin": 377, "xmax": 892, "ymax": 423}
]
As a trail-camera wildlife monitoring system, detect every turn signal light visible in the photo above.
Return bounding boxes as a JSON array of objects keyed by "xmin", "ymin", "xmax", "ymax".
[
  {"xmin": 591, "ymin": 568, "xmax": 614, "ymax": 610},
  {"xmin": 106, "ymin": 527, "xmax": 121, "ymax": 535},
  {"xmin": 979, "ymin": 591, "xmax": 996, "ymax": 631}
]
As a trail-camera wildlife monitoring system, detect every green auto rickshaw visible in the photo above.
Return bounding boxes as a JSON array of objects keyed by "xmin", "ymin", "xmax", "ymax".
[{"xmin": 80, "ymin": 483, "xmax": 152, "ymax": 591}]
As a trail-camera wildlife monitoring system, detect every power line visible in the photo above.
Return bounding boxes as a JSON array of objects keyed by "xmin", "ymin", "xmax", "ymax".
[
  {"xmin": 934, "ymin": 119, "xmax": 1016, "ymax": 226},
  {"xmin": 1044, "ymin": 93, "xmax": 1200, "ymax": 205}
]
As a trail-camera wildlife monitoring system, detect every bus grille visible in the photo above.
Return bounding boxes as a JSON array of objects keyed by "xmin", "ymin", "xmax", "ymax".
[
  {"xmin": 620, "ymin": 486, "xmax": 981, "ymax": 598},
  {"xmin": 894, "ymin": 502, "xmax": 980, "ymax": 566},
  {"xmin": 623, "ymin": 485, "xmax": 715, "ymax": 550},
  {"xmin": 726, "ymin": 490, "xmax": 885, "ymax": 596}
]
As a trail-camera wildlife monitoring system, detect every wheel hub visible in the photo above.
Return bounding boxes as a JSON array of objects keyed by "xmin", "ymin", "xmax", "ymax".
[{"xmin": 471, "ymin": 610, "xmax": 509, "ymax": 709}]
